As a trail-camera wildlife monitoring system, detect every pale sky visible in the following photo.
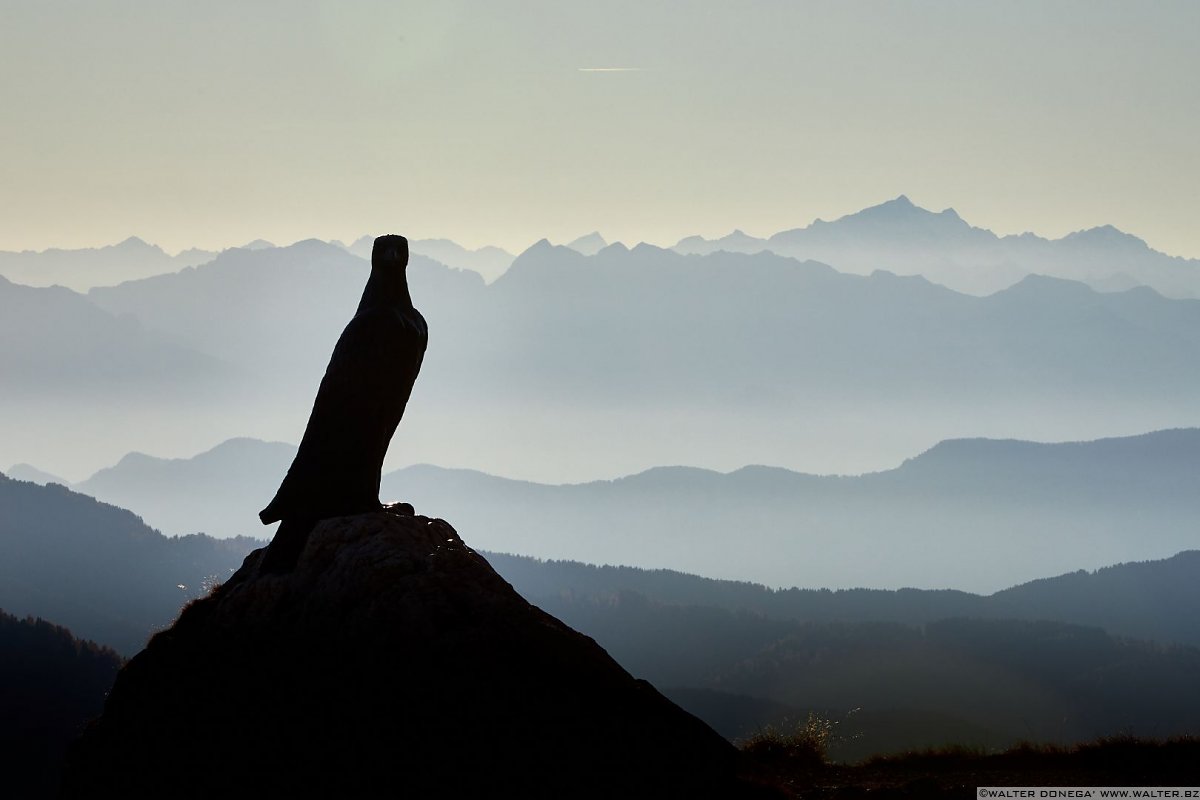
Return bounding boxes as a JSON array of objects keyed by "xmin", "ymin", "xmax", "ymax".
[{"xmin": 3, "ymin": 0, "xmax": 1198, "ymax": 256}]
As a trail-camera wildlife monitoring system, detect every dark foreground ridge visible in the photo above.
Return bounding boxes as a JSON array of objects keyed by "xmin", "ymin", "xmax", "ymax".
[{"xmin": 61, "ymin": 509, "xmax": 741, "ymax": 798}]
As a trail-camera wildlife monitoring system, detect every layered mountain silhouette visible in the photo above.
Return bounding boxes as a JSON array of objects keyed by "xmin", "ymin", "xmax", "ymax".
[
  {"xmin": 0, "ymin": 273, "xmax": 236, "ymax": 402},
  {"xmin": 709, "ymin": 617, "xmax": 1200, "ymax": 757},
  {"xmin": 50, "ymin": 429, "xmax": 1198, "ymax": 592},
  {"xmin": 7, "ymin": 198, "xmax": 1196, "ymax": 299},
  {"xmin": 673, "ymin": 195, "xmax": 1200, "ymax": 298},
  {"xmin": 566, "ymin": 231, "xmax": 609, "ymax": 255},
  {"xmin": 61, "ymin": 511, "xmax": 740, "ymax": 798},
  {"xmin": 344, "ymin": 234, "xmax": 513, "ymax": 282},
  {"xmin": 0, "ymin": 472, "xmax": 258, "ymax": 654},
  {"xmin": 0, "ymin": 236, "xmax": 218, "ymax": 290},
  {"xmin": 5, "ymin": 454, "xmax": 1198, "ymax": 657},
  {"xmin": 403, "ymin": 427, "xmax": 1200, "ymax": 590},
  {"xmin": 4, "ymin": 462, "xmax": 67, "ymax": 486},
  {"xmin": 6, "ymin": 471, "xmax": 1200, "ymax": 765},
  {"xmin": 493, "ymin": 549, "xmax": 1200, "ymax": 651},
  {"xmin": 17, "ymin": 235, "xmax": 1200, "ymax": 483},
  {"xmin": 387, "ymin": 428, "xmax": 1200, "ymax": 592},
  {"xmin": 87, "ymin": 239, "xmax": 483, "ymax": 388},
  {"xmin": 71, "ymin": 438, "xmax": 296, "ymax": 539}
]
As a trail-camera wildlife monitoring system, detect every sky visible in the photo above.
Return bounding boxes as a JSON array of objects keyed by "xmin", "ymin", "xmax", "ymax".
[{"xmin": 3, "ymin": 0, "xmax": 1198, "ymax": 257}]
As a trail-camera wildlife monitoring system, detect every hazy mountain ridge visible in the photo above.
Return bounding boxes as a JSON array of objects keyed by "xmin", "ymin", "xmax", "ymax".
[
  {"xmin": 0, "ymin": 236, "xmax": 219, "ymax": 291},
  {"xmin": 343, "ymin": 234, "xmax": 512, "ymax": 282},
  {"xmin": 0, "ymin": 472, "xmax": 260, "ymax": 654},
  {"xmin": 714, "ymin": 617, "xmax": 1200, "ymax": 755},
  {"xmin": 384, "ymin": 429, "xmax": 1200, "ymax": 592},
  {"xmin": 87, "ymin": 239, "xmax": 485, "ymax": 382},
  {"xmin": 5, "ymin": 459, "xmax": 1198, "ymax": 655},
  {"xmin": 673, "ymin": 196, "xmax": 1200, "ymax": 298},
  {"xmin": 5, "ymin": 462, "xmax": 68, "ymax": 486},
  {"xmin": 6, "ymin": 196, "xmax": 1197, "ymax": 298},
  {"xmin": 9, "ymin": 234, "xmax": 1200, "ymax": 483},
  {"xmin": 30, "ymin": 428, "xmax": 1200, "ymax": 594},
  {"xmin": 565, "ymin": 231, "xmax": 608, "ymax": 256},
  {"xmin": 492, "ymin": 549, "xmax": 1200, "ymax": 649},
  {"xmin": 0, "ymin": 272, "xmax": 238, "ymax": 402},
  {"xmin": 4, "ymin": 473, "xmax": 1198, "ymax": 760},
  {"xmin": 73, "ymin": 438, "xmax": 297, "ymax": 539}
]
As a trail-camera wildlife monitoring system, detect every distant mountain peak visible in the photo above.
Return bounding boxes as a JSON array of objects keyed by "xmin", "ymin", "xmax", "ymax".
[
  {"xmin": 842, "ymin": 195, "xmax": 933, "ymax": 222},
  {"xmin": 4, "ymin": 462, "xmax": 68, "ymax": 486},
  {"xmin": 499, "ymin": 238, "xmax": 585, "ymax": 282},
  {"xmin": 113, "ymin": 236, "xmax": 161, "ymax": 252},
  {"xmin": 239, "ymin": 239, "xmax": 275, "ymax": 251},
  {"xmin": 1063, "ymin": 225, "xmax": 1150, "ymax": 251},
  {"xmin": 599, "ymin": 241, "xmax": 630, "ymax": 255},
  {"xmin": 566, "ymin": 232, "xmax": 608, "ymax": 256}
]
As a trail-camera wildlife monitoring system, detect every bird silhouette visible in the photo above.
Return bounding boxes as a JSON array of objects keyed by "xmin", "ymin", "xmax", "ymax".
[{"xmin": 258, "ymin": 234, "xmax": 427, "ymax": 573}]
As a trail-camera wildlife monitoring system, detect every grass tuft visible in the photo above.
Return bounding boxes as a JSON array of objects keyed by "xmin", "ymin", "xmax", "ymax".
[{"xmin": 739, "ymin": 712, "xmax": 837, "ymax": 767}]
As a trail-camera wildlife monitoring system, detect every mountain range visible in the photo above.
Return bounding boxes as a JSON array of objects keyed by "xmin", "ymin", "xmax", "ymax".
[
  {"xmin": 6, "ymin": 459, "xmax": 1199, "ymax": 655},
  {"xmin": 0, "ymin": 236, "xmax": 220, "ymax": 291},
  {"xmin": 9, "ymin": 196, "xmax": 1197, "ymax": 299},
  {"xmin": 674, "ymin": 195, "xmax": 1200, "ymax": 298},
  {"xmin": 19, "ymin": 428, "xmax": 1200, "ymax": 593},
  {"xmin": 342, "ymin": 234, "xmax": 514, "ymax": 282},
  {"xmin": 8, "ymin": 232, "xmax": 1200, "ymax": 484},
  {"xmin": 0, "ymin": 472, "xmax": 257, "ymax": 654},
  {"xmin": 3, "ymin": 470, "xmax": 1198, "ymax": 760},
  {"xmin": 0, "ymin": 272, "xmax": 236, "ymax": 403}
]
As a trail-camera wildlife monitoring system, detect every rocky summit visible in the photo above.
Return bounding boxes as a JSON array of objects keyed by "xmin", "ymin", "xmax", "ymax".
[{"xmin": 61, "ymin": 509, "xmax": 738, "ymax": 798}]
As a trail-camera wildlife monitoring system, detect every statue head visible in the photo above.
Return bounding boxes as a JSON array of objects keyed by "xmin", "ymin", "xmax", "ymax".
[{"xmin": 372, "ymin": 235, "xmax": 409, "ymax": 270}]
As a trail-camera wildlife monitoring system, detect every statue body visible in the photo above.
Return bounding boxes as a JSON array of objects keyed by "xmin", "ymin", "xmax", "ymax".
[{"xmin": 259, "ymin": 234, "xmax": 426, "ymax": 570}]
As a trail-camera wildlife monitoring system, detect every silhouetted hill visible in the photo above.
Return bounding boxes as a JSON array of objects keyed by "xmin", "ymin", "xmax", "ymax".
[
  {"xmin": 0, "ymin": 236, "xmax": 217, "ymax": 290},
  {"xmin": 0, "ymin": 473, "xmax": 257, "ymax": 655},
  {"xmin": 674, "ymin": 195, "xmax": 1200, "ymax": 298},
  {"xmin": 715, "ymin": 617, "xmax": 1200, "ymax": 758},
  {"xmin": 492, "ymin": 550, "xmax": 1200, "ymax": 649},
  {"xmin": 994, "ymin": 551, "xmax": 1200, "ymax": 646},
  {"xmin": 519, "ymin": 585, "xmax": 1200, "ymax": 758},
  {"xmin": 62, "ymin": 511, "xmax": 741, "ymax": 798},
  {"xmin": 0, "ymin": 610, "xmax": 122, "ymax": 796}
]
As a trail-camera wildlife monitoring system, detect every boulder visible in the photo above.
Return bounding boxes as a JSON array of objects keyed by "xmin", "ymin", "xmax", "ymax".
[{"xmin": 62, "ymin": 510, "xmax": 738, "ymax": 798}]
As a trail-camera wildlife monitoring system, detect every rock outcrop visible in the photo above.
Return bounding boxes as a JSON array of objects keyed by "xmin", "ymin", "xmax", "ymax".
[{"xmin": 62, "ymin": 510, "xmax": 738, "ymax": 798}]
